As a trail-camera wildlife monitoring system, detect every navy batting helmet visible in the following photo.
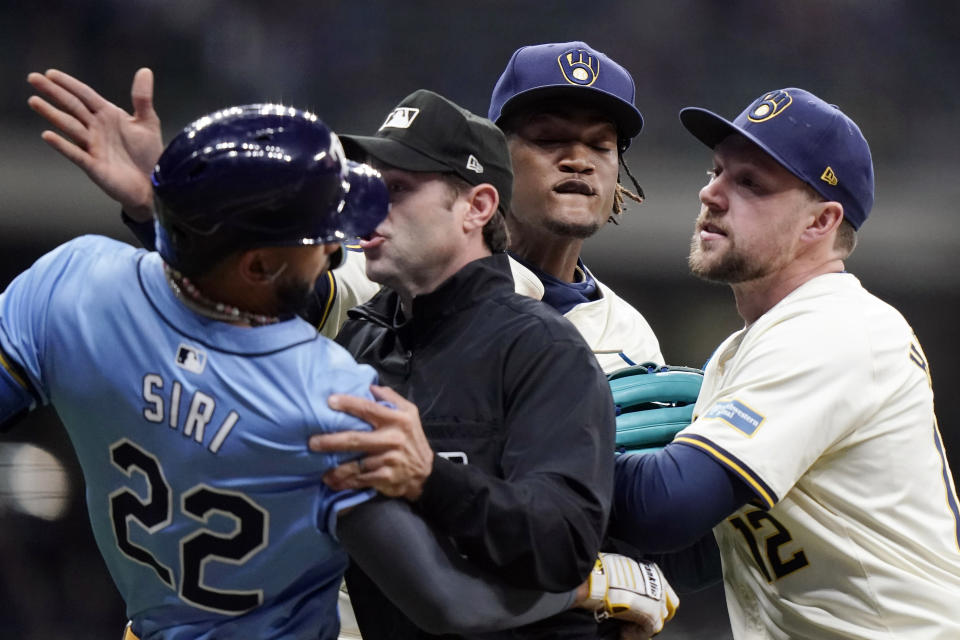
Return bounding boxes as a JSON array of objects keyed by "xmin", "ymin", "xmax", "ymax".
[{"xmin": 152, "ymin": 104, "xmax": 387, "ymax": 276}]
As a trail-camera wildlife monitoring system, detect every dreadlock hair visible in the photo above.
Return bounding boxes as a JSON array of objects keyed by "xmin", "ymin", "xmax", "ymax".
[{"xmin": 610, "ymin": 151, "xmax": 645, "ymax": 224}]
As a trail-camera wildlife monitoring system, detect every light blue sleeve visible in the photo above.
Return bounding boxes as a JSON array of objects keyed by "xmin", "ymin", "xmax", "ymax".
[
  {"xmin": 0, "ymin": 236, "xmax": 130, "ymax": 427},
  {"xmin": 306, "ymin": 340, "xmax": 381, "ymax": 534},
  {"xmin": 0, "ymin": 254, "xmax": 56, "ymax": 405}
]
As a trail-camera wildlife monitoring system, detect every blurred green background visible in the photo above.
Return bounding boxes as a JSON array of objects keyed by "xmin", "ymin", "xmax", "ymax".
[{"xmin": 1, "ymin": 2, "xmax": 957, "ymax": 638}]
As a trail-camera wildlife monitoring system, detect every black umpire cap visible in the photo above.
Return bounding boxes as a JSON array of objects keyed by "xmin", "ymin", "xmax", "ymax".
[{"xmin": 340, "ymin": 90, "xmax": 514, "ymax": 214}]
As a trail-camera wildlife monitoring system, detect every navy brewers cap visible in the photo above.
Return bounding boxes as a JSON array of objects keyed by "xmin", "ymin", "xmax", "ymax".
[
  {"xmin": 488, "ymin": 41, "xmax": 644, "ymax": 150},
  {"xmin": 680, "ymin": 88, "xmax": 875, "ymax": 229},
  {"xmin": 340, "ymin": 89, "xmax": 513, "ymax": 214}
]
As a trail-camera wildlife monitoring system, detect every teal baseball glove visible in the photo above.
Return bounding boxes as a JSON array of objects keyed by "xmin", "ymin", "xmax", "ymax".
[{"xmin": 608, "ymin": 363, "xmax": 704, "ymax": 454}]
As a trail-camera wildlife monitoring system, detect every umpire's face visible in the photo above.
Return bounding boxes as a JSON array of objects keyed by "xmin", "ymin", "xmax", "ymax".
[
  {"xmin": 359, "ymin": 167, "xmax": 469, "ymax": 297},
  {"xmin": 505, "ymin": 104, "xmax": 619, "ymax": 241}
]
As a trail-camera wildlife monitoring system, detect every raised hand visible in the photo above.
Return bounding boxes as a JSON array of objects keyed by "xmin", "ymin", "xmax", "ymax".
[{"xmin": 27, "ymin": 68, "xmax": 164, "ymax": 221}]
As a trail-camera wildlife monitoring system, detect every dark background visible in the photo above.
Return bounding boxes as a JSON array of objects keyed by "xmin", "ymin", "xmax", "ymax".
[{"xmin": 1, "ymin": 2, "xmax": 957, "ymax": 638}]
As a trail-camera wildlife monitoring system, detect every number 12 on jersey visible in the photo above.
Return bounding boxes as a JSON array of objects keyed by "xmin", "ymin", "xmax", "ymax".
[{"xmin": 728, "ymin": 509, "xmax": 809, "ymax": 582}]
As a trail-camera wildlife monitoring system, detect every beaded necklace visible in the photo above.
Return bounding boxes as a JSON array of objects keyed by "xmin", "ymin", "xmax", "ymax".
[{"xmin": 163, "ymin": 263, "xmax": 280, "ymax": 327}]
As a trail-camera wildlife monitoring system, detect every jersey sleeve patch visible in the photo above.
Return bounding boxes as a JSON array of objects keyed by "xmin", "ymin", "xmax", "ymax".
[
  {"xmin": 703, "ymin": 399, "xmax": 765, "ymax": 436},
  {"xmin": 675, "ymin": 434, "xmax": 779, "ymax": 509}
]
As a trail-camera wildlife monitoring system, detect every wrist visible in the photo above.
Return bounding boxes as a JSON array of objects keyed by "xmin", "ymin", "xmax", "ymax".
[
  {"xmin": 404, "ymin": 452, "xmax": 434, "ymax": 502},
  {"xmin": 577, "ymin": 555, "xmax": 607, "ymax": 611},
  {"xmin": 123, "ymin": 203, "xmax": 154, "ymax": 223}
]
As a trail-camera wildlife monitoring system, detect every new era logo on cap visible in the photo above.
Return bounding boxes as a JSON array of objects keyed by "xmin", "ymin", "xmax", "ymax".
[
  {"xmin": 466, "ymin": 154, "xmax": 484, "ymax": 174},
  {"xmin": 380, "ymin": 107, "xmax": 420, "ymax": 130},
  {"xmin": 821, "ymin": 167, "xmax": 838, "ymax": 186}
]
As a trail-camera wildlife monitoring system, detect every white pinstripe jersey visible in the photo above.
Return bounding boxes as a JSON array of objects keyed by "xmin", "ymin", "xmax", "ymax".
[{"xmin": 677, "ymin": 272, "xmax": 960, "ymax": 639}]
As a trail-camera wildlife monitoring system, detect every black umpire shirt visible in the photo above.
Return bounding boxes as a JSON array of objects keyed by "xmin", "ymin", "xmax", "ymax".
[{"xmin": 336, "ymin": 252, "xmax": 616, "ymax": 639}]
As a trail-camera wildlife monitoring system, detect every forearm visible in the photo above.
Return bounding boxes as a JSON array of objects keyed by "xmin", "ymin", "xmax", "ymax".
[
  {"xmin": 642, "ymin": 532, "xmax": 723, "ymax": 594},
  {"xmin": 338, "ymin": 497, "xmax": 576, "ymax": 634},
  {"xmin": 415, "ymin": 455, "xmax": 606, "ymax": 591},
  {"xmin": 609, "ymin": 443, "xmax": 752, "ymax": 552}
]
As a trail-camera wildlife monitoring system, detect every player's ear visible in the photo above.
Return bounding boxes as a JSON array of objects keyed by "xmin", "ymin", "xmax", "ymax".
[
  {"xmin": 802, "ymin": 200, "xmax": 844, "ymax": 242},
  {"xmin": 238, "ymin": 248, "xmax": 283, "ymax": 284},
  {"xmin": 461, "ymin": 183, "xmax": 498, "ymax": 233}
]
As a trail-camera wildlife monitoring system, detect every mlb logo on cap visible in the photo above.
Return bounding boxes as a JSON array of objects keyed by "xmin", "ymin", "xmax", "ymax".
[
  {"xmin": 340, "ymin": 90, "xmax": 514, "ymax": 214},
  {"xmin": 380, "ymin": 108, "xmax": 420, "ymax": 130}
]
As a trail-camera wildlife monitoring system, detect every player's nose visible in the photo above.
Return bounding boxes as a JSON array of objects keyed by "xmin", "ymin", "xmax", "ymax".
[
  {"xmin": 558, "ymin": 143, "xmax": 595, "ymax": 174},
  {"xmin": 699, "ymin": 176, "xmax": 726, "ymax": 212}
]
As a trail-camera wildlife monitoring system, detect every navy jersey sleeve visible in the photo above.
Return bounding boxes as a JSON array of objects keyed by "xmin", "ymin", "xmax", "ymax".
[
  {"xmin": 607, "ymin": 442, "xmax": 754, "ymax": 552},
  {"xmin": 415, "ymin": 333, "xmax": 614, "ymax": 591}
]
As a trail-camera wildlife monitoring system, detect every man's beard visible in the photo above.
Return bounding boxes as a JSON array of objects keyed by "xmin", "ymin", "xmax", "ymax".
[
  {"xmin": 688, "ymin": 234, "xmax": 769, "ymax": 284},
  {"xmin": 275, "ymin": 275, "xmax": 316, "ymax": 317}
]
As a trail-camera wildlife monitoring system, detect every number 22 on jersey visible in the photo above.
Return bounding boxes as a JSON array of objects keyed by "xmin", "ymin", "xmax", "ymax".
[{"xmin": 109, "ymin": 438, "xmax": 268, "ymax": 615}]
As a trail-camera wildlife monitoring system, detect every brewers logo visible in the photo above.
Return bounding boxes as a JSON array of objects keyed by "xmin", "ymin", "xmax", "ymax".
[
  {"xmin": 557, "ymin": 48, "xmax": 599, "ymax": 87},
  {"xmin": 747, "ymin": 90, "xmax": 792, "ymax": 123}
]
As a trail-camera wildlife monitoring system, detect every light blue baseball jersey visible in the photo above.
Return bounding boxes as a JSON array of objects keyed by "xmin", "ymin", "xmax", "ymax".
[{"xmin": 0, "ymin": 235, "xmax": 377, "ymax": 640}]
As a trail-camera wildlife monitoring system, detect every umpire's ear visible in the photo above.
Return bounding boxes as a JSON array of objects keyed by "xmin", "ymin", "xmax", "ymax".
[{"xmin": 460, "ymin": 183, "xmax": 498, "ymax": 234}]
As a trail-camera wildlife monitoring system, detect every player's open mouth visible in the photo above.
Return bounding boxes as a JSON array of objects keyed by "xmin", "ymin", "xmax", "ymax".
[
  {"xmin": 698, "ymin": 221, "xmax": 727, "ymax": 239},
  {"xmin": 553, "ymin": 179, "xmax": 595, "ymax": 196},
  {"xmin": 359, "ymin": 232, "xmax": 385, "ymax": 249}
]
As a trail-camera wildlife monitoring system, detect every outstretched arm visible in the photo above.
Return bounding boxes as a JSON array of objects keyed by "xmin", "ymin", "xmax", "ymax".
[
  {"xmin": 337, "ymin": 497, "xmax": 576, "ymax": 634},
  {"xmin": 339, "ymin": 498, "xmax": 677, "ymax": 637},
  {"xmin": 26, "ymin": 68, "xmax": 163, "ymax": 222}
]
